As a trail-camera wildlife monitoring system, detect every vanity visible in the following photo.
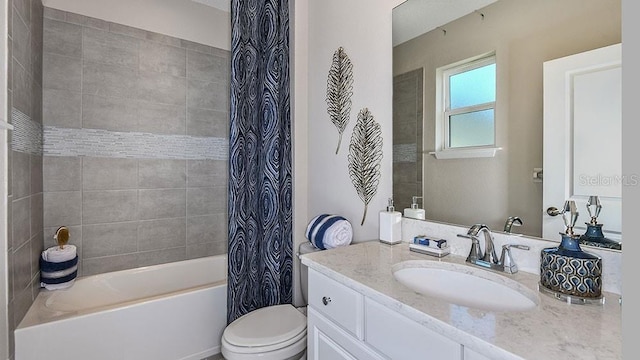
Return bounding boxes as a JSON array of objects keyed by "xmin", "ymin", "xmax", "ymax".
[{"xmin": 301, "ymin": 241, "xmax": 621, "ymax": 360}]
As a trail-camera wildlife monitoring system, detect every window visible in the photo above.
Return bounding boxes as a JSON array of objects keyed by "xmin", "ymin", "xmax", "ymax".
[{"xmin": 432, "ymin": 53, "xmax": 500, "ymax": 159}]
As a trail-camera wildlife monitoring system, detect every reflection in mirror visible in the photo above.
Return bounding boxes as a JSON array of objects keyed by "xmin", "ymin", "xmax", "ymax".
[
  {"xmin": 393, "ymin": 68, "xmax": 423, "ymax": 214},
  {"xmin": 542, "ymin": 43, "xmax": 621, "ymax": 249},
  {"xmin": 392, "ymin": 0, "xmax": 622, "ymax": 248}
]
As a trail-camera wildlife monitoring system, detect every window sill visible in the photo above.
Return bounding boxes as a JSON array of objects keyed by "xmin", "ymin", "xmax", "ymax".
[{"xmin": 428, "ymin": 147, "xmax": 502, "ymax": 159}]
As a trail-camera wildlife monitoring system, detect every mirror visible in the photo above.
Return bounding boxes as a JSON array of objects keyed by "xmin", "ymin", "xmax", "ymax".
[{"xmin": 392, "ymin": 0, "xmax": 622, "ymax": 248}]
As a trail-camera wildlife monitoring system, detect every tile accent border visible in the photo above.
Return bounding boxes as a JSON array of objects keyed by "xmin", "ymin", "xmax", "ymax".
[
  {"xmin": 43, "ymin": 126, "xmax": 228, "ymax": 160},
  {"xmin": 11, "ymin": 108, "xmax": 43, "ymax": 155}
]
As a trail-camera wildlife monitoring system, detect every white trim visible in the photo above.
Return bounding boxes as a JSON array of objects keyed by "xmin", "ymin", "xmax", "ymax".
[
  {"xmin": 0, "ymin": 122, "xmax": 13, "ymax": 130},
  {"xmin": 428, "ymin": 147, "xmax": 502, "ymax": 159}
]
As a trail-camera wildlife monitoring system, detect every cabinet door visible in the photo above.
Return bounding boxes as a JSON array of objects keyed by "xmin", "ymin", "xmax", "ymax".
[
  {"xmin": 307, "ymin": 307, "xmax": 386, "ymax": 360},
  {"xmin": 314, "ymin": 331, "xmax": 359, "ymax": 360}
]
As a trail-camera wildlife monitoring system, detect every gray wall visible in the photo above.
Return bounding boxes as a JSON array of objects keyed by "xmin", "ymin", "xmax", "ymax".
[
  {"xmin": 41, "ymin": 7, "xmax": 230, "ymax": 277},
  {"xmin": 7, "ymin": 0, "xmax": 44, "ymax": 358},
  {"xmin": 393, "ymin": 0, "xmax": 621, "ymax": 236}
]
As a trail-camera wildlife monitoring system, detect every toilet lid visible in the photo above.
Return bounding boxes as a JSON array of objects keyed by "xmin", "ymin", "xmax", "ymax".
[{"xmin": 224, "ymin": 304, "xmax": 307, "ymax": 347}]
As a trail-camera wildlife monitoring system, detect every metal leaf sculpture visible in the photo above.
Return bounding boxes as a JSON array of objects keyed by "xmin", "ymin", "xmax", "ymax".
[
  {"xmin": 348, "ymin": 108, "xmax": 383, "ymax": 225},
  {"xmin": 326, "ymin": 47, "xmax": 354, "ymax": 154}
]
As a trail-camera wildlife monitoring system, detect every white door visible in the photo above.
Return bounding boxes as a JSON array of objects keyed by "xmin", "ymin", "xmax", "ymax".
[{"xmin": 543, "ymin": 43, "xmax": 622, "ymax": 241}]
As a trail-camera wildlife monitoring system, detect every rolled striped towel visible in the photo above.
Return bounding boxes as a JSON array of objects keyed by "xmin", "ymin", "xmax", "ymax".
[
  {"xmin": 306, "ymin": 214, "xmax": 353, "ymax": 250},
  {"xmin": 40, "ymin": 245, "xmax": 78, "ymax": 290}
]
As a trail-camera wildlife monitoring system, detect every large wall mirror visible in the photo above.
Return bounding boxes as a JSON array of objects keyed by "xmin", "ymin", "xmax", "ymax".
[{"xmin": 392, "ymin": 0, "xmax": 622, "ymax": 249}]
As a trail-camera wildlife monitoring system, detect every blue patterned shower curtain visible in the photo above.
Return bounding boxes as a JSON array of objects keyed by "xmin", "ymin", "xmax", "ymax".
[{"xmin": 227, "ymin": 0, "xmax": 292, "ymax": 323}]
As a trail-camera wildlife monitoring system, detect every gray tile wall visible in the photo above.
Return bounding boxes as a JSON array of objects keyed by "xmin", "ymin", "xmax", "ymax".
[
  {"xmin": 41, "ymin": 7, "xmax": 230, "ymax": 277},
  {"xmin": 393, "ymin": 68, "xmax": 423, "ymax": 211},
  {"xmin": 7, "ymin": 0, "xmax": 44, "ymax": 358}
]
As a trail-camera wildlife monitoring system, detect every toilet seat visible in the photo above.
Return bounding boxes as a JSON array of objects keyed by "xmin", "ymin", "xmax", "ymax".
[
  {"xmin": 221, "ymin": 327, "xmax": 306, "ymax": 355},
  {"xmin": 222, "ymin": 304, "xmax": 307, "ymax": 357}
]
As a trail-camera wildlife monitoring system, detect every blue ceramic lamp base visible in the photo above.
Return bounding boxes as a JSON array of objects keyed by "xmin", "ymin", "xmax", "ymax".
[
  {"xmin": 579, "ymin": 223, "xmax": 622, "ymax": 250},
  {"xmin": 539, "ymin": 233, "xmax": 604, "ymax": 305}
]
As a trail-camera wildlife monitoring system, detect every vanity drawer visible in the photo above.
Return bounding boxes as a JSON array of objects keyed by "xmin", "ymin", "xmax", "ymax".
[{"xmin": 308, "ymin": 269, "xmax": 364, "ymax": 339}]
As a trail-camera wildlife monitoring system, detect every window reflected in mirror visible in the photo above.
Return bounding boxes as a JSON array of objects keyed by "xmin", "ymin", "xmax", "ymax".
[
  {"xmin": 442, "ymin": 55, "xmax": 496, "ymax": 149},
  {"xmin": 449, "ymin": 109, "xmax": 495, "ymax": 148}
]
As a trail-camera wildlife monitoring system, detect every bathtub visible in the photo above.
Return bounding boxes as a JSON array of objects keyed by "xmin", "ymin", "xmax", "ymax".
[{"xmin": 15, "ymin": 255, "xmax": 228, "ymax": 360}]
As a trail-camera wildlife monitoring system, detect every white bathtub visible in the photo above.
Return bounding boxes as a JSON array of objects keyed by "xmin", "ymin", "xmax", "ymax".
[{"xmin": 15, "ymin": 255, "xmax": 228, "ymax": 360}]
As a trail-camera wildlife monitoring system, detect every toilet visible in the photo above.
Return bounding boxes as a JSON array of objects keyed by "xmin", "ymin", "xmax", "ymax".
[{"xmin": 221, "ymin": 242, "xmax": 320, "ymax": 360}]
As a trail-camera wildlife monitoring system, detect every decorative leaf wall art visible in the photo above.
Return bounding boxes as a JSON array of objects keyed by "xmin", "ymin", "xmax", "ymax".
[
  {"xmin": 348, "ymin": 108, "xmax": 383, "ymax": 226},
  {"xmin": 326, "ymin": 47, "xmax": 354, "ymax": 154}
]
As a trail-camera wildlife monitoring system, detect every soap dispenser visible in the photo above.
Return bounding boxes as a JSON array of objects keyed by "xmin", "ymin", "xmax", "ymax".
[
  {"xmin": 539, "ymin": 200, "xmax": 603, "ymax": 304},
  {"xmin": 403, "ymin": 196, "xmax": 425, "ymax": 220},
  {"xmin": 578, "ymin": 195, "xmax": 621, "ymax": 250},
  {"xmin": 379, "ymin": 198, "xmax": 402, "ymax": 245}
]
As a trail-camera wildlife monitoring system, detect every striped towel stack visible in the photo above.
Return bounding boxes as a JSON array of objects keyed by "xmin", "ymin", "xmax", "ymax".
[
  {"xmin": 40, "ymin": 245, "xmax": 78, "ymax": 290},
  {"xmin": 305, "ymin": 214, "xmax": 353, "ymax": 250}
]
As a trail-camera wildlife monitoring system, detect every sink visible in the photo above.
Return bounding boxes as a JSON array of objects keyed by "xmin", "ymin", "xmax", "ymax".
[{"xmin": 392, "ymin": 261, "xmax": 539, "ymax": 312}]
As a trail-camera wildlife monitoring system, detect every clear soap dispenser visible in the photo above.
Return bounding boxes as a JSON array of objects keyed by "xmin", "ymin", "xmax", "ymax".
[
  {"xmin": 403, "ymin": 196, "xmax": 425, "ymax": 220},
  {"xmin": 379, "ymin": 198, "xmax": 402, "ymax": 245}
]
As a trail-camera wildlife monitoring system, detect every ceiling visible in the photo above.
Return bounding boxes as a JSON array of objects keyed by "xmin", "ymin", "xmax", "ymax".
[
  {"xmin": 189, "ymin": 0, "xmax": 499, "ymax": 46},
  {"xmin": 393, "ymin": 0, "xmax": 498, "ymax": 46}
]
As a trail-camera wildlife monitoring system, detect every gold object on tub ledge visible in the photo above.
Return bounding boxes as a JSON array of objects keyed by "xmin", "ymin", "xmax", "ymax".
[{"xmin": 54, "ymin": 226, "xmax": 70, "ymax": 249}]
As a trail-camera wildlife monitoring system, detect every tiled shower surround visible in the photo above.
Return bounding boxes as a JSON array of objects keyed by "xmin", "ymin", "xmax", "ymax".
[
  {"xmin": 41, "ymin": 7, "xmax": 230, "ymax": 277},
  {"xmin": 7, "ymin": 0, "xmax": 45, "ymax": 353}
]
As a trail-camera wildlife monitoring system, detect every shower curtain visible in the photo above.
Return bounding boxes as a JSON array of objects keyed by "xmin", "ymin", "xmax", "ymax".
[{"xmin": 227, "ymin": 0, "xmax": 292, "ymax": 323}]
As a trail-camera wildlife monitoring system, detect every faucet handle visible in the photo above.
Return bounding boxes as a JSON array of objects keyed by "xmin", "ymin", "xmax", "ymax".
[
  {"xmin": 458, "ymin": 233, "xmax": 483, "ymax": 261},
  {"xmin": 500, "ymin": 244, "xmax": 530, "ymax": 274}
]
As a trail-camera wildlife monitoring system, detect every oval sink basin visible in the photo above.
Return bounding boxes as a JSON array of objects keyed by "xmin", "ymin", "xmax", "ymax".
[{"xmin": 392, "ymin": 261, "xmax": 539, "ymax": 312}]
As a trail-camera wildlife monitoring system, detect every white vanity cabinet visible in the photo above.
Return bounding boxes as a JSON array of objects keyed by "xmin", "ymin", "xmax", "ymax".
[
  {"xmin": 303, "ymin": 241, "xmax": 621, "ymax": 360},
  {"xmin": 307, "ymin": 268, "xmax": 384, "ymax": 360},
  {"xmin": 308, "ymin": 268, "xmax": 486, "ymax": 360}
]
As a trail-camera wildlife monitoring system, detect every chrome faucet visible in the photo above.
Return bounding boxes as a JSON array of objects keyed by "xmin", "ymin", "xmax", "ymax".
[
  {"xmin": 503, "ymin": 216, "xmax": 523, "ymax": 233},
  {"xmin": 458, "ymin": 224, "xmax": 529, "ymax": 274},
  {"xmin": 468, "ymin": 224, "xmax": 498, "ymax": 264}
]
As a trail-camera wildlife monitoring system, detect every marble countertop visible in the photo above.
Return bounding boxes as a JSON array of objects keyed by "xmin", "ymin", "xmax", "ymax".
[{"xmin": 301, "ymin": 241, "xmax": 621, "ymax": 360}]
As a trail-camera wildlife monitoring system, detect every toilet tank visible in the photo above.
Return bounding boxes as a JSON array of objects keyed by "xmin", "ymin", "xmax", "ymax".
[{"xmin": 298, "ymin": 242, "xmax": 320, "ymax": 303}]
